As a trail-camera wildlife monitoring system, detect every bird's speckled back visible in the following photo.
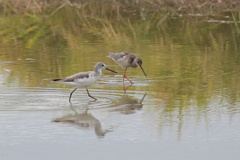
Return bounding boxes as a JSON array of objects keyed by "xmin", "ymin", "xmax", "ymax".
[{"xmin": 108, "ymin": 52, "xmax": 138, "ymax": 68}]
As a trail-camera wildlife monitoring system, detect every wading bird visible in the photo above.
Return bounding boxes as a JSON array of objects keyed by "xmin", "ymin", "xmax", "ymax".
[
  {"xmin": 108, "ymin": 52, "xmax": 147, "ymax": 84},
  {"xmin": 52, "ymin": 62, "xmax": 117, "ymax": 102}
]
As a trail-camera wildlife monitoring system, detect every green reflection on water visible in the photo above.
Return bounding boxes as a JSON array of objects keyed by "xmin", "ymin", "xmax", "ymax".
[{"xmin": 0, "ymin": 6, "xmax": 240, "ymax": 112}]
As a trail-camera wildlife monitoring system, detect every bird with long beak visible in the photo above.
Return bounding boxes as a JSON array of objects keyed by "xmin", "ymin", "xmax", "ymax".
[
  {"xmin": 107, "ymin": 52, "xmax": 147, "ymax": 84},
  {"xmin": 52, "ymin": 62, "xmax": 117, "ymax": 102}
]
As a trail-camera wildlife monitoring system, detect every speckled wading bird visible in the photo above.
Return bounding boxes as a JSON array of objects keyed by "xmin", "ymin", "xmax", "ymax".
[
  {"xmin": 108, "ymin": 52, "xmax": 147, "ymax": 84},
  {"xmin": 52, "ymin": 62, "xmax": 117, "ymax": 102}
]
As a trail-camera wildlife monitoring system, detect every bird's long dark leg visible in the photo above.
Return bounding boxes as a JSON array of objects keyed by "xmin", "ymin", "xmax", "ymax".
[
  {"xmin": 123, "ymin": 68, "xmax": 134, "ymax": 84},
  {"xmin": 86, "ymin": 88, "xmax": 97, "ymax": 100},
  {"xmin": 69, "ymin": 88, "xmax": 77, "ymax": 103}
]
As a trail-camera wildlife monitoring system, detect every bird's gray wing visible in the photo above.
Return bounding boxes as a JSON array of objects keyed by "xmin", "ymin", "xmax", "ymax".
[
  {"xmin": 108, "ymin": 52, "xmax": 135, "ymax": 63},
  {"xmin": 62, "ymin": 71, "xmax": 91, "ymax": 82}
]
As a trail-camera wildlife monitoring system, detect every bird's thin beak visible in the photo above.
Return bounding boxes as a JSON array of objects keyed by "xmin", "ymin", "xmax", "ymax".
[
  {"xmin": 106, "ymin": 67, "xmax": 118, "ymax": 73},
  {"xmin": 138, "ymin": 63, "xmax": 147, "ymax": 77}
]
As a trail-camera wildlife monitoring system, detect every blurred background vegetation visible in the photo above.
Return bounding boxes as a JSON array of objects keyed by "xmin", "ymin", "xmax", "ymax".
[
  {"xmin": 0, "ymin": 0, "xmax": 240, "ymax": 49},
  {"xmin": 0, "ymin": 0, "xmax": 240, "ymax": 111}
]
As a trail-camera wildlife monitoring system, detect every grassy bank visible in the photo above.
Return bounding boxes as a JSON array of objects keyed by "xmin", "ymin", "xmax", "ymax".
[{"xmin": 0, "ymin": 0, "xmax": 239, "ymax": 50}]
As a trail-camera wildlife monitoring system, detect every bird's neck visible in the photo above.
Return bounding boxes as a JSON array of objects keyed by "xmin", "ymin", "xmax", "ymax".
[
  {"xmin": 94, "ymin": 68, "xmax": 102, "ymax": 77},
  {"xmin": 131, "ymin": 58, "xmax": 138, "ymax": 68}
]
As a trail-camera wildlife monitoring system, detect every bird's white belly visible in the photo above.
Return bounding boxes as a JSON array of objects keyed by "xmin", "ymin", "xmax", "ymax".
[{"xmin": 75, "ymin": 77, "xmax": 97, "ymax": 88}]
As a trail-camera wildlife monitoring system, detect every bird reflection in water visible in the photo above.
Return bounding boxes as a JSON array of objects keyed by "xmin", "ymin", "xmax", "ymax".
[
  {"xmin": 123, "ymin": 84, "xmax": 133, "ymax": 94},
  {"xmin": 110, "ymin": 92, "xmax": 147, "ymax": 114},
  {"xmin": 52, "ymin": 103, "xmax": 113, "ymax": 138}
]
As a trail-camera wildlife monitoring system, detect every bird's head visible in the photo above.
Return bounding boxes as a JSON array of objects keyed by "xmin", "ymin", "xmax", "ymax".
[
  {"xmin": 95, "ymin": 62, "xmax": 117, "ymax": 73},
  {"xmin": 136, "ymin": 58, "xmax": 147, "ymax": 77}
]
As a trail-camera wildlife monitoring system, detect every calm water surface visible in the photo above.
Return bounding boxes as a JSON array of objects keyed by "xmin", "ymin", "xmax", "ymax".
[{"xmin": 1, "ymin": 12, "xmax": 240, "ymax": 160}]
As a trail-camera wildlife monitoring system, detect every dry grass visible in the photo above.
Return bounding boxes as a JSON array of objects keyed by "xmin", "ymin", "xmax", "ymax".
[{"xmin": 1, "ymin": 0, "xmax": 240, "ymax": 14}]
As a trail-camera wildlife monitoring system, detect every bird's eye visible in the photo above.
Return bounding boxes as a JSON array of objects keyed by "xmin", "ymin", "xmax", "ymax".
[{"xmin": 102, "ymin": 64, "xmax": 104, "ymax": 66}]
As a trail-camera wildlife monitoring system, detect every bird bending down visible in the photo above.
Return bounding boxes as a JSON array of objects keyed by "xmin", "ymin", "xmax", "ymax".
[
  {"xmin": 107, "ymin": 52, "xmax": 147, "ymax": 84},
  {"xmin": 52, "ymin": 62, "xmax": 117, "ymax": 102}
]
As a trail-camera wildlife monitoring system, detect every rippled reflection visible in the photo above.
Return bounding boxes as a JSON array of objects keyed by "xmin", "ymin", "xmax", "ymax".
[
  {"xmin": 53, "ymin": 103, "xmax": 113, "ymax": 138},
  {"xmin": 51, "ymin": 92, "xmax": 147, "ymax": 137},
  {"xmin": 109, "ymin": 92, "xmax": 147, "ymax": 114}
]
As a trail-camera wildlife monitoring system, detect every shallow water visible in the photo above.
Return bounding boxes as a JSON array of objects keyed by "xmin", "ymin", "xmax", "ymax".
[{"xmin": 1, "ymin": 10, "xmax": 240, "ymax": 160}]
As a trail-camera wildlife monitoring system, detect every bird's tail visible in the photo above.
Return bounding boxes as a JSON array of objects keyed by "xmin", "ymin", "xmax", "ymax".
[
  {"xmin": 107, "ymin": 52, "xmax": 112, "ymax": 58},
  {"xmin": 51, "ymin": 79, "xmax": 62, "ymax": 82}
]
